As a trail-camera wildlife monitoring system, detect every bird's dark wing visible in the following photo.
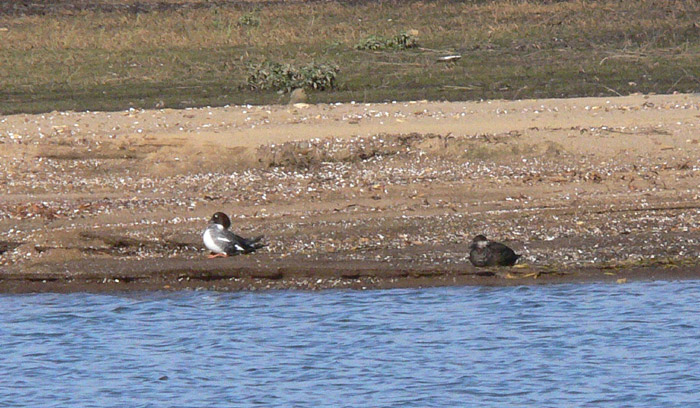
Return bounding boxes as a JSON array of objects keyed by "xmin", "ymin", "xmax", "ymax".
[
  {"xmin": 208, "ymin": 229, "xmax": 246, "ymax": 255},
  {"xmin": 242, "ymin": 235, "xmax": 265, "ymax": 250},
  {"xmin": 231, "ymin": 233, "xmax": 265, "ymax": 254},
  {"xmin": 487, "ymin": 241, "xmax": 520, "ymax": 266}
]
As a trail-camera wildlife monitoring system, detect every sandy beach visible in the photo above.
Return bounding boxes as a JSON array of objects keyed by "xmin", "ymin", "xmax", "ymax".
[{"xmin": 1, "ymin": 93, "xmax": 699, "ymax": 292}]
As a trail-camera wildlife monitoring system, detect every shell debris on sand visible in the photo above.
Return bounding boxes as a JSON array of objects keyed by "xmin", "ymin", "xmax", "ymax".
[{"xmin": 1, "ymin": 94, "xmax": 700, "ymax": 288}]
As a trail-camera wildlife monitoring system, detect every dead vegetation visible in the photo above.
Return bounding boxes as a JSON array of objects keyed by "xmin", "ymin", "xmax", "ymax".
[{"xmin": 0, "ymin": 0, "xmax": 698, "ymax": 113}]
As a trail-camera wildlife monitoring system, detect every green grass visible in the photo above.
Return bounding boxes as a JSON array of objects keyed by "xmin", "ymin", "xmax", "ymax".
[{"xmin": 0, "ymin": 0, "xmax": 699, "ymax": 114}]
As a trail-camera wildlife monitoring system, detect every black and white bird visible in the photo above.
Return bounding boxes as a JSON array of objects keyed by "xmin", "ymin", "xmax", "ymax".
[
  {"xmin": 469, "ymin": 235, "xmax": 521, "ymax": 267},
  {"xmin": 202, "ymin": 212, "xmax": 264, "ymax": 258}
]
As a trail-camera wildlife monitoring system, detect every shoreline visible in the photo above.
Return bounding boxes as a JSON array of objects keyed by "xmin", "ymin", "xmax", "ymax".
[
  {"xmin": 2, "ymin": 258, "xmax": 699, "ymax": 293},
  {"xmin": 1, "ymin": 93, "xmax": 699, "ymax": 293}
]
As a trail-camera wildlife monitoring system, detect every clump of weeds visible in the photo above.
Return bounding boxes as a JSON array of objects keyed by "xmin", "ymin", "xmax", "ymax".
[
  {"xmin": 355, "ymin": 31, "xmax": 419, "ymax": 51},
  {"xmin": 246, "ymin": 60, "xmax": 339, "ymax": 93},
  {"xmin": 238, "ymin": 12, "xmax": 261, "ymax": 27}
]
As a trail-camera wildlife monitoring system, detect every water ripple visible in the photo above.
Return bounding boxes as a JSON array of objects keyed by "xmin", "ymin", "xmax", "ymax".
[{"xmin": 2, "ymin": 281, "xmax": 700, "ymax": 407}]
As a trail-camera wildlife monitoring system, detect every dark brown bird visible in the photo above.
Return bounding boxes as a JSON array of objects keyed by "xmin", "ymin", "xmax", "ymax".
[{"xmin": 469, "ymin": 235, "xmax": 521, "ymax": 267}]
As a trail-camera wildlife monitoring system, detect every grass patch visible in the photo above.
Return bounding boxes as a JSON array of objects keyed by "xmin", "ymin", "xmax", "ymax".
[
  {"xmin": 355, "ymin": 31, "xmax": 419, "ymax": 50},
  {"xmin": 246, "ymin": 60, "xmax": 339, "ymax": 93},
  {"xmin": 0, "ymin": 0, "xmax": 699, "ymax": 113},
  {"xmin": 237, "ymin": 12, "xmax": 260, "ymax": 27}
]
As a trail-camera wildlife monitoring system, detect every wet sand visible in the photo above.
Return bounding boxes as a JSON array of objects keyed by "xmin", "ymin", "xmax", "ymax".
[{"xmin": 1, "ymin": 93, "xmax": 699, "ymax": 292}]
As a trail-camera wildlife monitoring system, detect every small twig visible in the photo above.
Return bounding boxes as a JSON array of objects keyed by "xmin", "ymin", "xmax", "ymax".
[
  {"xmin": 668, "ymin": 68, "xmax": 700, "ymax": 93},
  {"xmin": 599, "ymin": 52, "xmax": 647, "ymax": 65},
  {"xmin": 681, "ymin": 67, "xmax": 700, "ymax": 84},
  {"xmin": 598, "ymin": 84, "xmax": 623, "ymax": 96},
  {"xmin": 442, "ymin": 85, "xmax": 479, "ymax": 90},
  {"xmin": 372, "ymin": 61, "xmax": 423, "ymax": 67},
  {"xmin": 667, "ymin": 75, "xmax": 685, "ymax": 93},
  {"xmin": 418, "ymin": 47, "xmax": 455, "ymax": 54},
  {"xmin": 512, "ymin": 85, "xmax": 528, "ymax": 100}
]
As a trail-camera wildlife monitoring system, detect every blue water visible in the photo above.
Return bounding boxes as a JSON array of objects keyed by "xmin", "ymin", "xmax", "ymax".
[{"xmin": 2, "ymin": 281, "xmax": 700, "ymax": 407}]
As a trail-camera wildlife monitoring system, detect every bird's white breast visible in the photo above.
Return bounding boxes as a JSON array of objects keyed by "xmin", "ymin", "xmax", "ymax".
[{"xmin": 203, "ymin": 227, "xmax": 223, "ymax": 253}]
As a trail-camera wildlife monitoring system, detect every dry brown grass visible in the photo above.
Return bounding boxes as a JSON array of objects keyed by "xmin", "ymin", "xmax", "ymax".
[{"xmin": 0, "ymin": 0, "xmax": 698, "ymax": 113}]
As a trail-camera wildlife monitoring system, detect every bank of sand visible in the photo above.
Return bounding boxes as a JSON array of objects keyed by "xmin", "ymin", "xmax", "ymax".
[{"xmin": 1, "ymin": 93, "xmax": 699, "ymax": 292}]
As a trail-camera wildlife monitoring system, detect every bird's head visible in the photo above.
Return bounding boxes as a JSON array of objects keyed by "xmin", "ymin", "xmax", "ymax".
[
  {"xmin": 471, "ymin": 234, "xmax": 489, "ymax": 249},
  {"xmin": 209, "ymin": 212, "xmax": 231, "ymax": 229}
]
